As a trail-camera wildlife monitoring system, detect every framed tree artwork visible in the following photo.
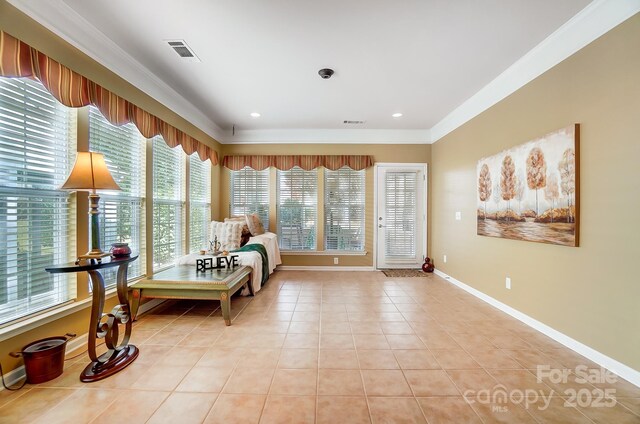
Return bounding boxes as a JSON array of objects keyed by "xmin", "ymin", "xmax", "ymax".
[{"xmin": 476, "ymin": 124, "xmax": 579, "ymax": 246}]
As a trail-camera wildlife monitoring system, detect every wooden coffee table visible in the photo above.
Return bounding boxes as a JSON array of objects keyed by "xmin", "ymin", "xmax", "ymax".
[{"xmin": 129, "ymin": 265, "xmax": 252, "ymax": 325}]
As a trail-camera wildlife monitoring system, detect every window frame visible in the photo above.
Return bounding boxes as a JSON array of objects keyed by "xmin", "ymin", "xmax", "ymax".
[{"xmin": 277, "ymin": 166, "xmax": 318, "ymax": 251}]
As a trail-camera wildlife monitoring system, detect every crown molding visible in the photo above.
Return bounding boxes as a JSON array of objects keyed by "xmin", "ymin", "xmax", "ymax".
[
  {"xmin": 7, "ymin": 0, "xmax": 226, "ymax": 143},
  {"xmin": 226, "ymin": 128, "xmax": 431, "ymax": 144},
  {"xmin": 430, "ymin": 0, "xmax": 640, "ymax": 142}
]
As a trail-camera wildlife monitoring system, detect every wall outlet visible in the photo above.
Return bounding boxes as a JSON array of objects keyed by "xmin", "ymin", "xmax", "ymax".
[
  {"xmin": 506, "ymin": 277, "xmax": 511, "ymax": 290},
  {"xmin": 455, "ymin": 211, "xmax": 461, "ymax": 221},
  {"xmin": 443, "ymin": 255, "xmax": 447, "ymax": 263},
  {"xmin": 333, "ymin": 257, "xmax": 339, "ymax": 265}
]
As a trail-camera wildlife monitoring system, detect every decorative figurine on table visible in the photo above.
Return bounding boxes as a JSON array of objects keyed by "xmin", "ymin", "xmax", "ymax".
[{"xmin": 209, "ymin": 236, "xmax": 221, "ymax": 255}]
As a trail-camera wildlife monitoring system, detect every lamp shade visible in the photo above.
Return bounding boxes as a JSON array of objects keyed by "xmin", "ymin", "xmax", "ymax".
[{"xmin": 61, "ymin": 152, "xmax": 121, "ymax": 191}]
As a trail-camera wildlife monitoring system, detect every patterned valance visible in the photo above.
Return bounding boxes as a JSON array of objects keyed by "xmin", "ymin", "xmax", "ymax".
[
  {"xmin": 222, "ymin": 155, "xmax": 374, "ymax": 171},
  {"xmin": 0, "ymin": 31, "xmax": 218, "ymax": 164}
]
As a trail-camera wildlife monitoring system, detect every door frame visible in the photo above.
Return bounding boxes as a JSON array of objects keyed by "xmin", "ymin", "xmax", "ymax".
[{"xmin": 373, "ymin": 163, "xmax": 428, "ymax": 270}]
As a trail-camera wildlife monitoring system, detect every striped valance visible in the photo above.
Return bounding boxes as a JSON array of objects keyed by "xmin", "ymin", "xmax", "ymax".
[
  {"xmin": 222, "ymin": 155, "xmax": 373, "ymax": 171},
  {"xmin": 0, "ymin": 31, "xmax": 217, "ymax": 164}
]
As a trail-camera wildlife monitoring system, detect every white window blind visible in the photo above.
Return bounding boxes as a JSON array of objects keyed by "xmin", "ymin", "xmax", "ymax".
[
  {"xmin": 277, "ymin": 167, "xmax": 317, "ymax": 251},
  {"xmin": 189, "ymin": 154, "xmax": 211, "ymax": 252},
  {"xmin": 0, "ymin": 77, "xmax": 77, "ymax": 324},
  {"xmin": 325, "ymin": 167, "xmax": 365, "ymax": 251},
  {"xmin": 230, "ymin": 167, "xmax": 269, "ymax": 230},
  {"xmin": 385, "ymin": 171, "xmax": 417, "ymax": 258},
  {"xmin": 152, "ymin": 137, "xmax": 185, "ymax": 270},
  {"xmin": 89, "ymin": 106, "xmax": 145, "ymax": 283}
]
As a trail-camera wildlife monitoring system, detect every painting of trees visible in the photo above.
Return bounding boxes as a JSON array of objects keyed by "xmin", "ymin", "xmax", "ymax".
[
  {"xmin": 500, "ymin": 155, "xmax": 516, "ymax": 218},
  {"xmin": 476, "ymin": 124, "xmax": 578, "ymax": 247},
  {"xmin": 558, "ymin": 148, "xmax": 576, "ymax": 223},
  {"xmin": 544, "ymin": 173, "xmax": 560, "ymax": 223},
  {"xmin": 526, "ymin": 146, "xmax": 546, "ymax": 216},
  {"xmin": 478, "ymin": 164, "xmax": 492, "ymax": 219}
]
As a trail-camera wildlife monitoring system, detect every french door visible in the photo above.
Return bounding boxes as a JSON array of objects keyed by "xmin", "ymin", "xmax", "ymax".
[{"xmin": 375, "ymin": 164, "xmax": 427, "ymax": 269}]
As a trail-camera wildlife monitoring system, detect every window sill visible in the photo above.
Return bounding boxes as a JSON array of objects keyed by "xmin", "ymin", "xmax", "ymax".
[
  {"xmin": 281, "ymin": 250, "xmax": 368, "ymax": 256},
  {"xmin": 0, "ymin": 276, "xmax": 145, "ymax": 342}
]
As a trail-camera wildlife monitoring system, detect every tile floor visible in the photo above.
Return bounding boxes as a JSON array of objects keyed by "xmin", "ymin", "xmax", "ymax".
[{"xmin": 1, "ymin": 271, "xmax": 638, "ymax": 423}]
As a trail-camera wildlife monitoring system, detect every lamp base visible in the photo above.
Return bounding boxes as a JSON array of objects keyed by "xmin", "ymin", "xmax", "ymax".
[{"xmin": 75, "ymin": 251, "xmax": 111, "ymax": 265}]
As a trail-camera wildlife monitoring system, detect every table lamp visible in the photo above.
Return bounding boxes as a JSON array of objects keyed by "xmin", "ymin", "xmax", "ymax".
[{"xmin": 61, "ymin": 152, "xmax": 121, "ymax": 263}]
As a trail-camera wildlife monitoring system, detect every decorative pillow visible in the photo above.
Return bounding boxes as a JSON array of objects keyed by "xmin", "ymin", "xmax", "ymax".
[
  {"xmin": 245, "ymin": 213, "xmax": 265, "ymax": 236},
  {"xmin": 225, "ymin": 216, "xmax": 251, "ymax": 240},
  {"xmin": 209, "ymin": 221, "xmax": 244, "ymax": 251}
]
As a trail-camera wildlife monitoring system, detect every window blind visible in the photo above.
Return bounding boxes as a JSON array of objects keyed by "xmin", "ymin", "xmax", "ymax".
[
  {"xmin": 325, "ymin": 167, "xmax": 365, "ymax": 251},
  {"xmin": 277, "ymin": 167, "xmax": 317, "ymax": 251},
  {"xmin": 230, "ymin": 167, "xmax": 269, "ymax": 230},
  {"xmin": 189, "ymin": 154, "xmax": 211, "ymax": 252},
  {"xmin": 0, "ymin": 77, "xmax": 76, "ymax": 324},
  {"xmin": 152, "ymin": 137, "xmax": 185, "ymax": 271},
  {"xmin": 89, "ymin": 106, "xmax": 145, "ymax": 283},
  {"xmin": 384, "ymin": 171, "xmax": 417, "ymax": 258}
]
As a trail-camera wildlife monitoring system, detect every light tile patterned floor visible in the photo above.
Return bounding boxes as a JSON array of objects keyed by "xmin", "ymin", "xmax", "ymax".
[{"xmin": 1, "ymin": 271, "xmax": 638, "ymax": 423}]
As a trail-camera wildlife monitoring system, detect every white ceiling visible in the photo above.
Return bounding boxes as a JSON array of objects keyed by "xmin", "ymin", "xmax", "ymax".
[{"xmin": 10, "ymin": 0, "xmax": 631, "ymax": 143}]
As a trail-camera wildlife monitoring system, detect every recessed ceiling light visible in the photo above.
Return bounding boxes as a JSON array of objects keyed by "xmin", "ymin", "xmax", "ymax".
[
  {"xmin": 250, "ymin": 112, "xmax": 261, "ymax": 118},
  {"xmin": 392, "ymin": 113, "xmax": 403, "ymax": 118}
]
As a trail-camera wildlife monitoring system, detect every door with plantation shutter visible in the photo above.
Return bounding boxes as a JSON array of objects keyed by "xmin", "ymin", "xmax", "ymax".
[{"xmin": 375, "ymin": 164, "xmax": 427, "ymax": 269}]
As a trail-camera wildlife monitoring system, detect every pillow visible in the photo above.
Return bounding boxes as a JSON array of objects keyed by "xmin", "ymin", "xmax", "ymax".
[
  {"xmin": 225, "ymin": 216, "xmax": 251, "ymax": 240},
  {"xmin": 245, "ymin": 213, "xmax": 265, "ymax": 236},
  {"xmin": 209, "ymin": 221, "xmax": 244, "ymax": 251}
]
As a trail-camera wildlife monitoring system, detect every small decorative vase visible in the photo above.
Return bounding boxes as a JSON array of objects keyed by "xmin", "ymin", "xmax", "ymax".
[{"xmin": 110, "ymin": 242, "xmax": 132, "ymax": 258}]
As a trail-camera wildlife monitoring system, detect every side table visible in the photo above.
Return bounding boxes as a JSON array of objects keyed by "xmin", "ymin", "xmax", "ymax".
[{"xmin": 45, "ymin": 255, "xmax": 139, "ymax": 382}]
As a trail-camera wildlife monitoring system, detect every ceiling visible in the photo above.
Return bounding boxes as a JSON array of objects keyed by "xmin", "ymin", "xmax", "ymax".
[{"xmin": 11, "ymin": 0, "xmax": 600, "ymax": 142}]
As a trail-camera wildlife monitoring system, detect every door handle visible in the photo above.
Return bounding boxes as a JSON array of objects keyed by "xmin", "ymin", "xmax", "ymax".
[{"xmin": 378, "ymin": 224, "xmax": 384, "ymax": 228}]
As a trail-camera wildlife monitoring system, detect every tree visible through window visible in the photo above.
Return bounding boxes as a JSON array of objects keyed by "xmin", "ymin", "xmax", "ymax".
[
  {"xmin": 277, "ymin": 167, "xmax": 317, "ymax": 250},
  {"xmin": 325, "ymin": 167, "xmax": 365, "ymax": 251},
  {"xmin": 152, "ymin": 137, "xmax": 186, "ymax": 270}
]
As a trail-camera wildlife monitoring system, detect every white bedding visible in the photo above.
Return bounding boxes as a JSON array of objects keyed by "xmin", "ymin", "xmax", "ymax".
[{"xmin": 175, "ymin": 232, "xmax": 281, "ymax": 295}]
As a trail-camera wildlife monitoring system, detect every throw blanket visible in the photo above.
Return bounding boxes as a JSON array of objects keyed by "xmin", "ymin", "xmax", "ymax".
[{"xmin": 233, "ymin": 243, "xmax": 269, "ymax": 286}]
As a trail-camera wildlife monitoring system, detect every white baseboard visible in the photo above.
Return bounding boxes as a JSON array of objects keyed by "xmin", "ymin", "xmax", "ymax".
[
  {"xmin": 276, "ymin": 265, "xmax": 376, "ymax": 271},
  {"xmin": 434, "ymin": 269, "xmax": 640, "ymax": 388},
  {"xmin": 0, "ymin": 298, "xmax": 167, "ymax": 391}
]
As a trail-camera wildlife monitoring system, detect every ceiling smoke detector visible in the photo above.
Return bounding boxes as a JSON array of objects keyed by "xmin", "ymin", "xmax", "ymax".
[
  {"xmin": 318, "ymin": 68, "xmax": 334, "ymax": 79},
  {"xmin": 165, "ymin": 40, "xmax": 201, "ymax": 62}
]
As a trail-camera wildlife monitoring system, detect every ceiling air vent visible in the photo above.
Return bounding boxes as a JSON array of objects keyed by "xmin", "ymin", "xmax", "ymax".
[
  {"xmin": 343, "ymin": 120, "xmax": 366, "ymax": 125},
  {"xmin": 165, "ymin": 40, "xmax": 201, "ymax": 62}
]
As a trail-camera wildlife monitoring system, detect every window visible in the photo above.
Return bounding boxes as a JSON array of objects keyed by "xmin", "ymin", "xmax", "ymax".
[
  {"xmin": 189, "ymin": 155, "xmax": 211, "ymax": 252},
  {"xmin": 89, "ymin": 106, "xmax": 145, "ymax": 282},
  {"xmin": 230, "ymin": 167, "xmax": 269, "ymax": 229},
  {"xmin": 0, "ymin": 77, "xmax": 76, "ymax": 324},
  {"xmin": 152, "ymin": 137, "xmax": 186, "ymax": 270},
  {"xmin": 325, "ymin": 167, "xmax": 365, "ymax": 251},
  {"xmin": 385, "ymin": 171, "xmax": 417, "ymax": 258},
  {"xmin": 277, "ymin": 167, "xmax": 317, "ymax": 250}
]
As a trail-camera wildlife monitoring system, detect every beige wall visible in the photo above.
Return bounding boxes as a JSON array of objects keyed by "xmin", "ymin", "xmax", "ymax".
[
  {"xmin": 431, "ymin": 15, "xmax": 640, "ymax": 371},
  {"xmin": 221, "ymin": 144, "xmax": 431, "ymax": 266},
  {"xmin": 0, "ymin": 1, "xmax": 222, "ymax": 372}
]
